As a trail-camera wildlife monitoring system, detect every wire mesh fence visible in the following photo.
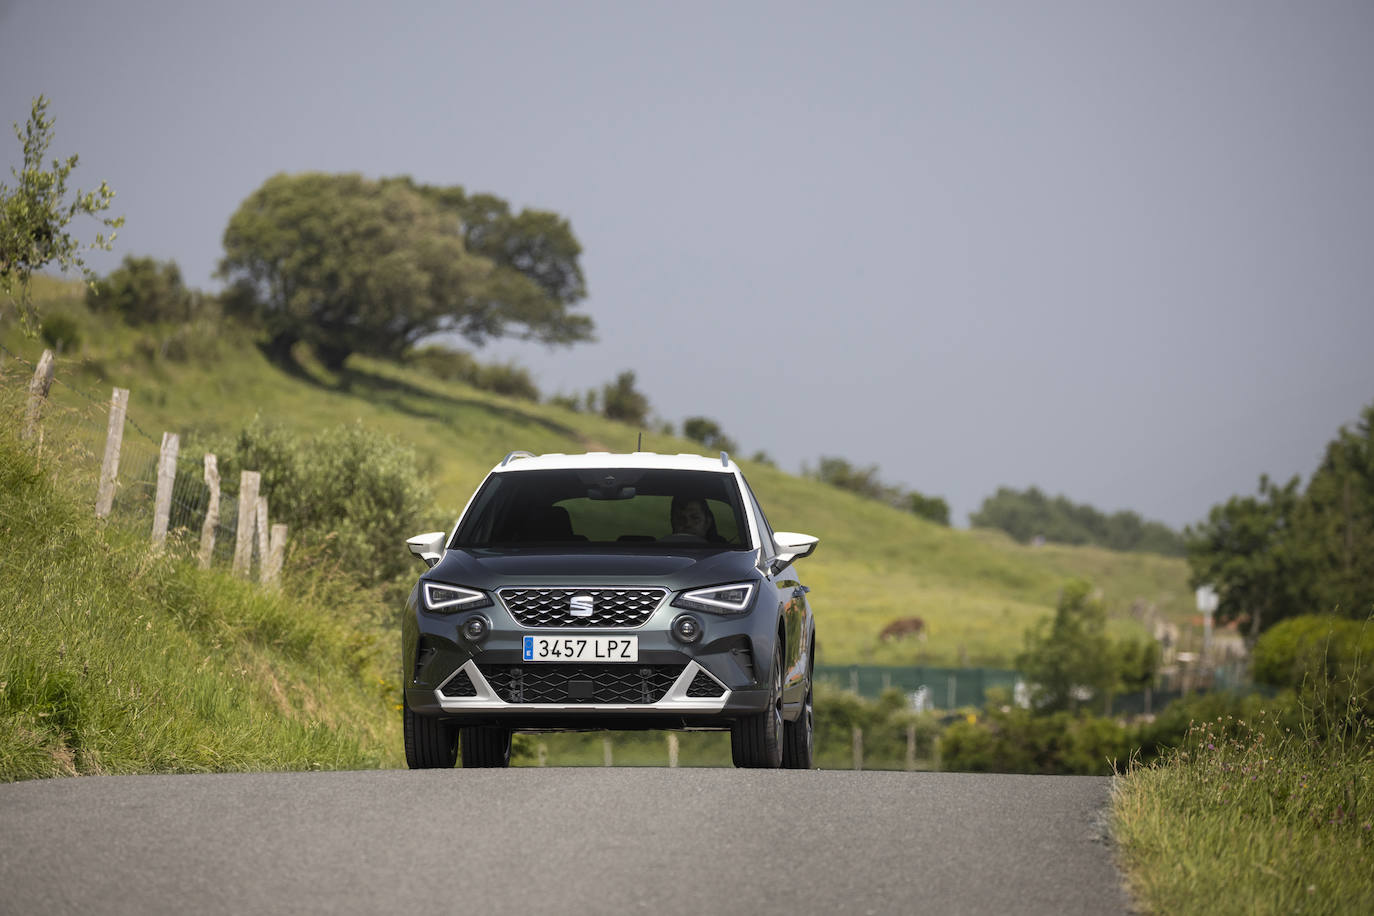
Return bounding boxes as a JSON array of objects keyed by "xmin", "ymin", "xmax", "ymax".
[{"xmin": 1, "ymin": 343, "xmax": 278, "ymax": 581}]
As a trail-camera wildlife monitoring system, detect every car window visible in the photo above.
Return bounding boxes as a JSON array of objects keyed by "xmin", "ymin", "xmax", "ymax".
[{"xmin": 451, "ymin": 468, "xmax": 750, "ymax": 550}]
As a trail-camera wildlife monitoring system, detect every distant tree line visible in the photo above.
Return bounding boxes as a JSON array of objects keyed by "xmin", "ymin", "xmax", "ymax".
[
  {"xmin": 969, "ymin": 486, "xmax": 1184, "ymax": 556},
  {"xmin": 1186, "ymin": 400, "xmax": 1374, "ymax": 639},
  {"xmin": 803, "ymin": 456, "xmax": 950, "ymax": 526}
]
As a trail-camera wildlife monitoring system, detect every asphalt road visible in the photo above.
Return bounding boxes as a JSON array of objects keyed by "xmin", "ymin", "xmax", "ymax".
[{"xmin": 0, "ymin": 769, "xmax": 1131, "ymax": 915}]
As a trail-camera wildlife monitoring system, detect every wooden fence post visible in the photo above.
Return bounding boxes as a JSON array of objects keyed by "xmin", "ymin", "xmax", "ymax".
[
  {"xmin": 254, "ymin": 496, "xmax": 270, "ymax": 579},
  {"xmin": 198, "ymin": 454, "xmax": 220, "ymax": 569},
  {"xmin": 232, "ymin": 471, "xmax": 260, "ymax": 578},
  {"xmin": 22, "ymin": 349, "xmax": 55, "ymax": 441},
  {"xmin": 602, "ymin": 736, "xmax": 614, "ymax": 767},
  {"xmin": 667, "ymin": 732, "xmax": 680, "ymax": 768},
  {"xmin": 95, "ymin": 387, "xmax": 129, "ymax": 519},
  {"xmin": 852, "ymin": 726, "xmax": 864, "ymax": 771},
  {"xmin": 263, "ymin": 523, "xmax": 287, "ymax": 589},
  {"xmin": 151, "ymin": 432, "xmax": 179, "ymax": 549}
]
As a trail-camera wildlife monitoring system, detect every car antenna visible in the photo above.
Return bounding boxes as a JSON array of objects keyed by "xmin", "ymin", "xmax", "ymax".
[{"xmin": 636, "ymin": 431, "xmax": 642, "ymax": 451}]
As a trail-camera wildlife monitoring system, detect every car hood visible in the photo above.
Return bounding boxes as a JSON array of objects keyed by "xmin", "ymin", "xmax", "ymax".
[{"xmin": 425, "ymin": 546, "xmax": 760, "ymax": 589}]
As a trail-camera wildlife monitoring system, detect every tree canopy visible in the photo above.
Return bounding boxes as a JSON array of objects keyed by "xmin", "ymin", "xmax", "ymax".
[
  {"xmin": 1016, "ymin": 579, "xmax": 1117, "ymax": 712},
  {"xmin": 218, "ymin": 172, "xmax": 593, "ymax": 368},
  {"xmin": 682, "ymin": 416, "xmax": 738, "ymax": 454},
  {"xmin": 970, "ymin": 486, "xmax": 1184, "ymax": 555},
  {"xmin": 1186, "ymin": 401, "xmax": 1374, "ymax": 637},
  {"xmin": 1, "ymin": 95, "xmax": 121, "ymax": 329},
  {"xmin": 87, "ymin": 254, "xmax": 199, "ymax": 324}
]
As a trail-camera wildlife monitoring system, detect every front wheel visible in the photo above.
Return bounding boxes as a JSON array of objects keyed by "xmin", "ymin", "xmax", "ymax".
[
  {"xmin": 731, "ymin": 641, "xmax": 784, "ymax": 768},
  {"xmin": 460, "ymin": 725, "xmax": 513, "ymax": 768},
  {"xmin": 404, "ymin": 701, "xmax": 458, "ymax": 769}
]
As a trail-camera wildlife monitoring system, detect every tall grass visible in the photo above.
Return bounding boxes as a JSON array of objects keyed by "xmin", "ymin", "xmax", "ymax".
[
  {"xmin": 0, "ymin": 421, "xmax": 402, "ymax": 780},
  {"xmin": 1113, "ymin": 663, "xmax": 1373, "ymax": 913}
]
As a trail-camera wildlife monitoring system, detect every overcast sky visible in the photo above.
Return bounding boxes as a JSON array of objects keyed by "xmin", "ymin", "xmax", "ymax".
[{"xmin": 4, "ymin": 0, "xmax": 1371, "ymax": 529}]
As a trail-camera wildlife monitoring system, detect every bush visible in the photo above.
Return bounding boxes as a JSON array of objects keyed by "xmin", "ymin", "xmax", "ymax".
[
  {"xmin": 682, "ymin": 416, "xmax": 737, "ymax": 454},
  {"xmin": 907, "ymin": 491, "xmax": 950, "ymax": 526},
  {"xmin": 405, "ymin": 345, "xmax": 540, "ymax": 401},
  {"xmin": 39, "ymin": 313, "xmax": 81, "ymax": 353},
  {"xmin": 87, "ymin": 255, "xmax": 201, "ymax": 325},
  {"xmin": 204, "ymin": 418, "xmax": 439, "ymax": 586},
  {"xmin": 813, "ymin": 684, "xmax": 942, "ymax": 768},
  {"xmin": 1252, "ymin": 614, "xmax": 1374, "ymax": 732},
  {"xmin": 600, "ymin": 370, "xmax": 649, "ymax": 425},
  {"xmin": 940, "ymin": 707, "xmax": 1134, "ymax": 775}
]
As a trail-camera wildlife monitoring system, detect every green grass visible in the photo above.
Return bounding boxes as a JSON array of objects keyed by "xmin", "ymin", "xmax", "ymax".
[
  {"xmin": 2, "ymin": 281, "xmax": 1194, "ymax": 670},
  {"xmin": 1112, "ymin": 698, "xmax": 1374, "ymax": 914},
  {"xmin": 0, "ymin": 408, "xmax": 402, "ymax": 781}
]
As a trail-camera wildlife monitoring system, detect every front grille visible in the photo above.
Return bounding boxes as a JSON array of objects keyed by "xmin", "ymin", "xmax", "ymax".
[
  {"xmin": 686, "ymin": 670, "xmax": 725, "ymax": 698},
  {"xmin": 440, "ymin": 669, "xmax": 477, "ymax": 697},
  {"xmin": 498, "ymin": 587, "xmax": 667, "ymax": 628},
  {"xmin": 478, "ymin": 664, "xmax": 685, "ymax": 704}
]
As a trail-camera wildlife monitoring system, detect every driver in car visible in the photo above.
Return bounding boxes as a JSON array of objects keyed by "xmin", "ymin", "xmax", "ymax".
[{"xmin": 668, "ymin": 496, "xmax": 726, "ymax": 543}]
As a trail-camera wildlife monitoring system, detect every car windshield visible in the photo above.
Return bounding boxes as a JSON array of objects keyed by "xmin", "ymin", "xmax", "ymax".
[{"xmin": 451, "ymin": 468, "xmax": 752, "ymax": 551}]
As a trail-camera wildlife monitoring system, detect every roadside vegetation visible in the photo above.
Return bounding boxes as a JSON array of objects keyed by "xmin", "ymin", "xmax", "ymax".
[
  {"xmin": 0, "ymin": 417, "xmax": 403, "ymax": 780},
  {"xmin": 1112, "ymin": 621, "xmax": 1373, "ymax": 914},
  {"xmin": 1111, "ymin": 393, "xmax": 1374, "ymax": 914}
]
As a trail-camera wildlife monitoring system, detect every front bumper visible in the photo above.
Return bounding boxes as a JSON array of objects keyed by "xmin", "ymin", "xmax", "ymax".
[
  {"xmin": 432, "ymin": 657, "xmax": 730, "ymax": 714},
  {"xmin": 404, "ymin": 589, "xmax": 774, "ymax": 729}
]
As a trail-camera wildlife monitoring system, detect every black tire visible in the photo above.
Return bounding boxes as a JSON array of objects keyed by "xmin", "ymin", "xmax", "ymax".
[
  {"xmin": 404, "ymin": 701, "xmax": 458, "ymax": 769},
  {"xmin": 731, "ymin": 641, "xmax": 784, "ymax": 768},
  {"xmin": 460, "ymin": 725, "xmax": 513, "ymax": 768},
  {"xmin": 782, "ymin": 658, "xmax": 814, "ymax": 769}
]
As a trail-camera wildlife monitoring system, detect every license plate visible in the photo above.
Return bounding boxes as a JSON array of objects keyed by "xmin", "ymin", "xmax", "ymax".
[{"xmin": 522, "ymin": 635, "xmax": 638, "ymax": 662}]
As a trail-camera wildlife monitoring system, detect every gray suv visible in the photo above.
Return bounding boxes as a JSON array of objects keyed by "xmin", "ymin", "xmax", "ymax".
[{"xmin": 402, "ymin": 451, "xmax": 818, "ymax": 768}]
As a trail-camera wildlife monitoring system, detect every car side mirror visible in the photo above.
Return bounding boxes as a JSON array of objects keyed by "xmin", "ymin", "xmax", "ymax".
[
  {"xmin": 772, "ymin": 531, "xmax": 818, "ymax": 568},
  {"xmin": 406, "ymin": 531, "xmax": 447, "ymax": 568}
]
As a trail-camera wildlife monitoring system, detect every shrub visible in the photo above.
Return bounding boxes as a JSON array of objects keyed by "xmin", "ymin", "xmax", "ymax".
[
  {"xmin": 405, "ymin": 345, "xmax": 540, "ymax": 401},
  {"xmin": 600, "ymin": 370, "xmax": 649, "ymax": 425},
  {"xmin": 205, "ymin": 418, "xmax": 439, "ymax": 586},
  {"xmin": 940, "ymin": 707, "xmax": 1134, "ymax": 775},
  {"xmin": 682, "ymin": 416, "xmax": 738, "ymax": 454},
  {"xmin": 87, "ymin": 255, "xmax": 200, "ymax": 325},
  {"xmin": 39, "ymin": 313, "xmax": 81, "ymax": 353},
  {"xmin": 1252, "ymin": 614, "xmax": 1374, "ymax": 731},
  {"xmin": 907, "ymin": 491, "xmax": 950, "ymax": 526}
]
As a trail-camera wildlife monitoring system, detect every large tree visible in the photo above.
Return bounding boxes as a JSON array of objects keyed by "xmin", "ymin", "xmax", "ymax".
[
  {"xmin": 219, "ymin": 172, "xmax": 593, "ymax": 368},
  {"xmin": 1184, "ymin": 474, "xmax": 1312, "ymax": 640},
  {"xmin": 1016, "ymin": 579, "xmax": 1117, "ymax": 712},
  {"xmin": 1186, "ymin": 401, "xmax": 1374, "ymax": 638},
  {"xmin": 1, "ymin": 95, "xmax": 121, "ymax": 329},
  {"xmin": 1293, "ymin": 404, "xmax": 1374, "ymax": 618}
]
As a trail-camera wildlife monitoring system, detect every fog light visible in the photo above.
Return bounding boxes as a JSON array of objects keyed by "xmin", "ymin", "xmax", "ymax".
[
  {"xmin": 461, "ymin": 615, "xmax": 490, "ymax": 642},
  {"xmin": 672, "ymin": 614, "xmax": 703, "ymax": 644}
]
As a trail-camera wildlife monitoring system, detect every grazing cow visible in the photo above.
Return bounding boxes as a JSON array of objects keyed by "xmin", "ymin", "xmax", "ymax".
[{"xmin": 880, "ymin": 617, "xmax": 927, "ymax": 642}]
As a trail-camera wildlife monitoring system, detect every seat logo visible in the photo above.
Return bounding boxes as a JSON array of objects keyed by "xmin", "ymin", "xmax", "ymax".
[{"xmin": 569, "ymin": 594, "xmax": 594, "ymax": 617}]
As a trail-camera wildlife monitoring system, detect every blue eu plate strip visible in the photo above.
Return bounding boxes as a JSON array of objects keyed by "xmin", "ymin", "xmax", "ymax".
[{"xmin": 522, "ymin": 636, "xmax": 534, "ymax": 661}]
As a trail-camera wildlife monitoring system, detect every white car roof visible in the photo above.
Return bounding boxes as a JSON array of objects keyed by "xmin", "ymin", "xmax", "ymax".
[{"xmin": 490, "ymin": 451, "xmax": 739, "ymax": 474}]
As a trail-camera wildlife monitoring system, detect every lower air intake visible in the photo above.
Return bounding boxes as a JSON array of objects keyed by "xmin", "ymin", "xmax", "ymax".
[
  {"xmin": 478, "ymin": 664, "xmax": 685, "ymax": 704},
  {"xmin": 440, "ymin": 669, "xmax": 477, "ymax": 698},
  {"xmin": 686, "ymin": 670, "xmax": 725, "ymax": 697}
]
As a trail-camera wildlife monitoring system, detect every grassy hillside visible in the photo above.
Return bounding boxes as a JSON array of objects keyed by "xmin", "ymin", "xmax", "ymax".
[
  {"xmin": 4, "ymin": 279, "xmax": 1193, "ymax": 670},
  {"xmin": 0, "ymin": 416, "xmax": 402, "ymax": 780}
]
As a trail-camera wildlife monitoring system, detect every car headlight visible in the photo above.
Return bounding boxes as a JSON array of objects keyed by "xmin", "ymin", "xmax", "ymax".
[
  {"xmin": 671, "ymin": 582, "xmax": 756, "ymax": 615},
  {"xmin": 423, "ymin": 582, "xmax": 492, "ymax": 613}
]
